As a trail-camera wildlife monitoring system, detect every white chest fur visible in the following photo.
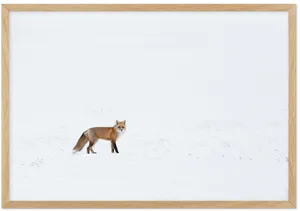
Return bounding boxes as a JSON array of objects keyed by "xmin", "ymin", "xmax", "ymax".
[{"xmin": 117, "ymin": 130, "xmax": 125, "ymax": 139}]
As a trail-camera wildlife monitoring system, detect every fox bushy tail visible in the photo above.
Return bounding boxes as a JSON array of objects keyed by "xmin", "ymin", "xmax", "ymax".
[{"xmin": 73, "ymin": 133, "xmax": 88, "ymax": 152}]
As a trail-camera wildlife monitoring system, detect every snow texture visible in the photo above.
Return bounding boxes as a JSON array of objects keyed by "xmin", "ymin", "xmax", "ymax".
[{"xmin": 10, "ymin": 12, "xmax": 288, "ymax": 200}]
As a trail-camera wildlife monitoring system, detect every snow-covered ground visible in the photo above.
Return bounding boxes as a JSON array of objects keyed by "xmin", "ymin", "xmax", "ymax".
[
  {"xmin": 10, "ymin": 109, "xmax": 288, "ymax": 200},
  {"xmin": 9, "ymin": 12, "xmax": 288, "ymax": 200}
]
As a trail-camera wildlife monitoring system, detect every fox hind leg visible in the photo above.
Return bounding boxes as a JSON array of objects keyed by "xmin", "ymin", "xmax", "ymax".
[
  {"xmin": 90, "ymin": 143, "xmax": 97, "ymax": 154},
  {"xmin": 87, "ymin": 141, "xmax": 94, "ymax": 154},
  {"xmin": 87, "ymin": 139, "xmax": 97, "ymax": 154},
  {"xmin": 86, "ymin": 131, "xmax": 97, "ymax": 154},
  {"xmin": 87, "ymin": 141, "xmax": 91, "ymax": 154}
]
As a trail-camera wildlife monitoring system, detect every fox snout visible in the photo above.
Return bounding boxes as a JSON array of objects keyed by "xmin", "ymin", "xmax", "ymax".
[{"xmin": 118, "ymin": 127, "xmax": 125, "ymax": 132}]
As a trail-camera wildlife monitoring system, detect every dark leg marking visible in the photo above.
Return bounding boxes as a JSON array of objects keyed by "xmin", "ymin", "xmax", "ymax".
[
  {"xmin": 113, "ymin": 143, "xmax": 119, "ymax": 153},
  {"xmin": 111, "ymin": 142, "xmax": 115, "ymax": 153},
  {"xmin": 91, "ymin": 148, "xmax": 97, "ymax": 154}
]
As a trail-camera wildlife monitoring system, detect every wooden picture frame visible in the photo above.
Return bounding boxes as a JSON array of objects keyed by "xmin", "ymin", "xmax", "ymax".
[{"xmin": 2, "ymin": 4, "xmax": 296, "ymax": 208}]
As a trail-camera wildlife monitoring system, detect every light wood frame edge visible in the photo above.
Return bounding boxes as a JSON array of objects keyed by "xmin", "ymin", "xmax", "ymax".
[
  {"xmin": 0, "ymin": 201, "xmax": 297, "ymax": 208},
  {"xmin": 0, "ymin": 4, "xmax": 297, "ymax": 11},
  {"xmin": 2, "ymin": 4, "xmax": 9, "ymax": 209},
  {"xmin": 2, "ymin": 0, "xmax": 296, "ymax": 4},
  {"xmin": 288, "ymin": 4, "xmax": 296, "ymax": 208},
  {"xmin": 1, "ymin": 4, "xmax": 296, "ymax": 209}
]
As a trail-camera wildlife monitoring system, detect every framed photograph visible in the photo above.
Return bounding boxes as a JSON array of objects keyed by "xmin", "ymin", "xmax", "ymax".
[{"xmin": 2, "ymin": 4, "xmax": 296, "ymax": 208}]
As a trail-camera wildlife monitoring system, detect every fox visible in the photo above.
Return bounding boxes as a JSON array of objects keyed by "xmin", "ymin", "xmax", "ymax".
[{"xmin": 73, "ymin": 120, "xmax": 126, "ymax": 154}]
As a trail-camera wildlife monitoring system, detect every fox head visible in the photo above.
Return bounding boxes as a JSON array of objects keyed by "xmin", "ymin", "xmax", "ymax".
[{"xmin": 115, "ymin": 120, "xmax": 126, "ymax": 132}]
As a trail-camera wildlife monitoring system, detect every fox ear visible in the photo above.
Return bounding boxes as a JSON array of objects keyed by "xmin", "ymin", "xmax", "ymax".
[
  {"xmin": 124, "ymin": 120, "xmax": 126, "ymax": 124},
  {"xmin": 116, "ymin": 120, "xmax": 119, "ymax": 124}
]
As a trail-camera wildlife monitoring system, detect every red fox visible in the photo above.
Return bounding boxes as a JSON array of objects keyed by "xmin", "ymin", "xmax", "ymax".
[{"xmin": 73, "ymin": 120, "xmax": 126, "ymax": 154}]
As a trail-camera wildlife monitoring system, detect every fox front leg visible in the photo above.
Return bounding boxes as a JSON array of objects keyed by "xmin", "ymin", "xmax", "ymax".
[
  {"xmin": 111, "ymin": 142, "xmax": 115, "ymax": 153},
  {"xmin": 111, "ymin": 140, "xmax": 119, "ymax": 153},
  {"xmin": 113, "ymin": 141, "xmax": 119, "ymax": 153}
]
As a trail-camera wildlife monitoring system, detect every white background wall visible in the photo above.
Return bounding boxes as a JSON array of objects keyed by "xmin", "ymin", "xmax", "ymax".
[{"xmin": 9, "ymin": 10, "xmax": 288, "ymax": 201}]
